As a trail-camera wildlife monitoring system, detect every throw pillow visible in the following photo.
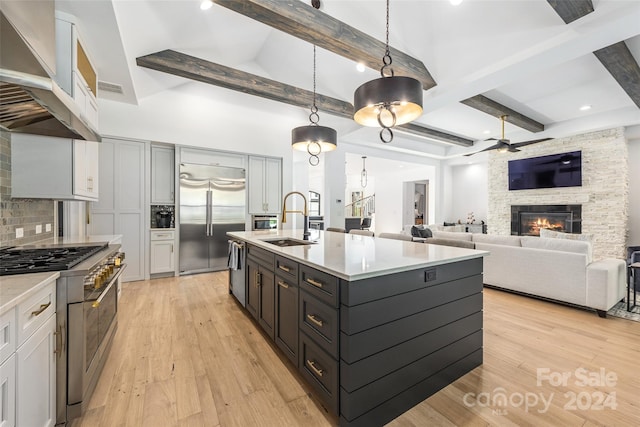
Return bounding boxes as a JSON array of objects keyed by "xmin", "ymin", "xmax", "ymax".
[
  {"xmin": 410, "ymin": 226, "xmax": 421, "ymax": 237},
  {"xmin": 419, "ymin": 227, "xmax": 433, "ymax": 238}
]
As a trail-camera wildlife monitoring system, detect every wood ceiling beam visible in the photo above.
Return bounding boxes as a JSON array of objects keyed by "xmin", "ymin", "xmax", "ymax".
[
  {"xmin": 546, "ymin": 0, "xmax": 594, "ymax": 24},
  {"xmin": 210, "ymin": 0, "xmax": 436, "ymax": 90},
  {"xmin": 136, "ymin": 50, "xmax": 473, "ymax": 147},
  {"xmin": 547, "ymin": 0, "xmax": 640, "ymax": 109},
  {"xmin": 594, "ymin": 42, "xmax": 640, "ymax": 109},
  {"xmin": 460, "ymin": 95, "xmax": 545, "ymax": 133}
]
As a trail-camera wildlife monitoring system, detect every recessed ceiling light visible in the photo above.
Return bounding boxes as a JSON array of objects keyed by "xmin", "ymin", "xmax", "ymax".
[
  {"xmin": 200, "ymin": 0, "xmax": 213, "ymax": 10},
  {"xmin": 356, "ymin": 63, "xmax": 366, "ymax": 72},
  {"xmin": 579, "ymin": 104, "xmax": 592, "ymax": 111},
  {"xmin": 483, "ymin": 130, "xmax": 491, "ymax": 134},
  {"xmin": 450, "ymin": 0, "xmax": 463, "ymax": 5}
]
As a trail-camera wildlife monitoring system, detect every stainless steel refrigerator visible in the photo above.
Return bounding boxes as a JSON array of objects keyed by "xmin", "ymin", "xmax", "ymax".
[{"xmin": 179, "ymin": 163, "xmax": 246, "ymax": 274}]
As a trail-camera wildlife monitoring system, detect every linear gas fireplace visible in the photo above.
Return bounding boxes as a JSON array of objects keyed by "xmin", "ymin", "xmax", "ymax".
[{"xmin": 511, "ymin": 204, "xmax": 582, "ymax": 236}]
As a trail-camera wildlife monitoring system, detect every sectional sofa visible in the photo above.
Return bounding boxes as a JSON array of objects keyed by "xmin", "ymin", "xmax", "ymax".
[{"xmin": 427, "ymin": 231, "xmax": 626, "ymax": 317}]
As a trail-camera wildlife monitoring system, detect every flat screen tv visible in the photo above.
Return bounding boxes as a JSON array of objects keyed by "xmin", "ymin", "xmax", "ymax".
[{"xmin": 508, "ymin": 151, "xmax": 582, "ymax": 190}]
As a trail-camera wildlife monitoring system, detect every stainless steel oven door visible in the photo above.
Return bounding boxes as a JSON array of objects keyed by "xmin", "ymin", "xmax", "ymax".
[{"xmin": 67, "ymin": 265, "xmax": 124, "ymax": 419}]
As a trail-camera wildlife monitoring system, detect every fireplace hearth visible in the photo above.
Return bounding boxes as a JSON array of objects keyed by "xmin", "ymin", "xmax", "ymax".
[{"xmin": 511, "ymin": 205, "xmax": 582, "ymax": 236}]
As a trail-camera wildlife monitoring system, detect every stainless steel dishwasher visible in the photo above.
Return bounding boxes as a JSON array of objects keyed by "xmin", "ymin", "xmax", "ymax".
[{"xmin": 227, "ymin": 240, "xmax": 246, "ymax": 306}]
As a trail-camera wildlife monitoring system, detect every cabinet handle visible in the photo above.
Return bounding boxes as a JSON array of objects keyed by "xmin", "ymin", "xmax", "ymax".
[
  {"xmin": 87, "ymin": 177, "xmax": 93, "ymax": 191},
  {"xmin": 54, "ymin": 324, "xmax": 63, "ymax": 358},
  {"xmin": 255, "ymin": 271, "xmax": 261, "ymax": 287},
  {"xmin": 306, "ymin": 360, "xmax": 324, "ymax": 377},
  {"xmin": 277, "ymin": 280, "xmax": 289, "ymax": 289},
  {"xmin": 31, "ymin": 302, "xmax": 51, "ymax": 317},
  {"xmin": 306, "ymin": 278, "xmax": 323, "ymax": 288},
  {"xmin": 278, "ymin": 265, "xmax": 291, "ymax": 273},
  {"xmin": 171, "ymin": 244, "xmax": 174, "ymax": 253},
  {"xmin": 306, "ymin": 314, "xmax": 323, "ymax": 327}
]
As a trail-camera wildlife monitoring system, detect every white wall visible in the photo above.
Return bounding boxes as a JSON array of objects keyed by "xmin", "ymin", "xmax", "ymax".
[
  {"xmin": 99, "ymin": 85, "xmax": 296, "ymax": 199},
  {"xmin": 374, "ymin": 168, "xmax": 437, "ymax": 234},
  {"xmin": 450, "ymin": 163, "xmax": 489, "ymax": 224}
]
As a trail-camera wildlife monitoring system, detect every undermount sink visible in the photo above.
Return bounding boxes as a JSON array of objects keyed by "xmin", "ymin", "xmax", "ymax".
[{"xmin": 260, "ymin": 238, "xmax": 316, "ymax": 247}]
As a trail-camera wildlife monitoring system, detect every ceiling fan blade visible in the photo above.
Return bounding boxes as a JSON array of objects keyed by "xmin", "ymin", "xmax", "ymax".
[
  {"xmin": 464, "ymin": 142, "xmax": 503, "ymax": 156},
  {"xmin": 507, "ymin": 146, "xmax": 521, "ymax": 153},
  {"xmin": 484, "ymin": 137, "xmax": 497, "ymax": 141},
  {"xmin": 511, "ymin": 138, "xmax": 552, "ymax": 148}
]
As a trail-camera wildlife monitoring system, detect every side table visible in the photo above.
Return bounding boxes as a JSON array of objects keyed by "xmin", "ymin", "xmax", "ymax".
[{"xmin": 628, "ymin": 262, "xmax": 639, "ymax": 311}]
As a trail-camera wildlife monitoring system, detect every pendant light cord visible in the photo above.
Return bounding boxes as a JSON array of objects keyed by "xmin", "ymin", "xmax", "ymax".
[{"xmin": 381, "ymin": 0, "xmax": 393, "ymax": 78}]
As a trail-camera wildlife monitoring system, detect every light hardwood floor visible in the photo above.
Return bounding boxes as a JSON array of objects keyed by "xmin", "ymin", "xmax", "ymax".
[{"xmin": 73, "ymin": 272, "xmax": 640, "ymax": 427}]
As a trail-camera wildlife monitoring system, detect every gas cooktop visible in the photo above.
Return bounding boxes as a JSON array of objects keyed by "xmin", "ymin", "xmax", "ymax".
[{"xmin": 0, "ymin": 244, "xmax": 108, "ymax": 276}]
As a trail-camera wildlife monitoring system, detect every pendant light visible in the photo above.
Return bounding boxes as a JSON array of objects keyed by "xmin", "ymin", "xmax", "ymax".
[
  {"xmin": 291, "ymin": 2, "xmax": 337, "ymax": 166},
  {"xmin": 360, "ymin": 156, "xmax": 368, "ymax": 188},
  {"xmin": 353, "ymin": 0, "xmax": 423, "ymax": 143}
]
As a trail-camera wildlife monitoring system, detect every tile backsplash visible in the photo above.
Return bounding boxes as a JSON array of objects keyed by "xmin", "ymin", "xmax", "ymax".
[{"xmin": 1, "ymin": 130, "xmax": 55, "ymax": 246}]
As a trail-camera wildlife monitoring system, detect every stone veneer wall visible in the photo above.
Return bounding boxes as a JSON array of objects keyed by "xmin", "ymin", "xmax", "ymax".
[
  {"xmin": 0, "ymin": 130, "xmax": 55, "ymax": 246},
  {"xmin": 487, "ymin": 127, "xmax": 628, "ymax": 260}
]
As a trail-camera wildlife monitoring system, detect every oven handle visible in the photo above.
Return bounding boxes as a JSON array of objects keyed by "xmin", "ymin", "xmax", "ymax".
[{"xmin": 89, "ymin": 264, "xmax": 126, "ymax": 308}]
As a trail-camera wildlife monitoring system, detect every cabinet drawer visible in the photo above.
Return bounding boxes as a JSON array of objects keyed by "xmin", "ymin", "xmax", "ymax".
[
  {"xmin": 0, "ymin": 308, "xmax": 16, "ymax": 365},
  {"xmin": 17, "ymin": 282, "xmax": 55, "ymax": 347},
  {"xmin": 300, "ymin": 290, "xmax": 338, "ymax": 357},
  {"xmin": 275, "ymin": 255, "xmax": 298, "ymax": 281},
  {"xmin": 151, "ymin": 230, "xmax": 175, "ymax": 241},
  {"xmin": 299, "ymin": 331, "xmax": 338, "ymax": 414},
  {"xmin": 247, "ymin": 244, "xmax": 274, "ymax": 268},
  {"xmin": 300, "ymin": 265, "xmax": 339, "ymax": 308}
]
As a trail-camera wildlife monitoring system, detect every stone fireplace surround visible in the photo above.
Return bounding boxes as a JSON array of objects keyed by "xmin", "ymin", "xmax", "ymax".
[{"xmin": 488, "ymin": 128, "xmax": 629, "ymax": 260}]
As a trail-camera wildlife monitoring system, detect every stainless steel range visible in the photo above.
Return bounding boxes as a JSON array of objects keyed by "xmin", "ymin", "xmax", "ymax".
[{"xmin": 0, "ymin": 243, "xmax": 126, "ymax": 425}]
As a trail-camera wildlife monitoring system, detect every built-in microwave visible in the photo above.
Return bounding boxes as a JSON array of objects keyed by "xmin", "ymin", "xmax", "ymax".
[{"xmin": 252, "ymin": 215, "xmax": 278, "ymax": 230}]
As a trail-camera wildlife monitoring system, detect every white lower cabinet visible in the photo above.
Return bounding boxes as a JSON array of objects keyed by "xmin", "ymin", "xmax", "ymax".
[
  {"xmin": 1, "ymin": 278, "xmax": 57, "ymax": 427},
  {"xmin": 150, "ymin": 230, "xmax": 175, "ymax": 274},
  {"xmin": 0, "ymin": 354, "xmax": 16, "ymax": 427},
  {"xmin": 16, "ymin": 314, "xmax": 56, "ymax": 427}
]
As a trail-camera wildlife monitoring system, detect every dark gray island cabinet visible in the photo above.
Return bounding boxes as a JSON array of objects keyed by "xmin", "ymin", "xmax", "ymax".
[{"xmin": 235, "ymin": 233, "xmax": 484, "ymax": 427}]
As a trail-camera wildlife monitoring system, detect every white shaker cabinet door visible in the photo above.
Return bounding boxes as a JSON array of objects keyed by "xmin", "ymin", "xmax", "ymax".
[
  {"xmin": 263, "ymin": 157, "xmax": 282, "ymax": 214},
  {"xmin": 16, "ymin": 314, "xmax": 56, "ymax": 427},
  {"xmin": 0, "ymin": 354, "xmax": 15, "ymax": 427}
]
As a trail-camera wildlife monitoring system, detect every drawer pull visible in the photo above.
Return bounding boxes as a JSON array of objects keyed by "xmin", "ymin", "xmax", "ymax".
[
  {"xmin": 306, "ymin": 359, "xmax": 324, "ymax": 377},
  {"xmin": 277, "ymin": 280, "xmax": 289, "ymax": 289},
  {"xmin": 306, "ymin": 278, "xmax": 323, "ymax": 288},
  {"xmin": 278, "ymin": 265, "xmax": 291, "ymax": 273},
  {"xmin": 31, "ymin": 302, "xmax": 51, "ymax": 317},
  {"xmin": 306, "ymin": 314, "xmax": 323, "ymax": 327}
]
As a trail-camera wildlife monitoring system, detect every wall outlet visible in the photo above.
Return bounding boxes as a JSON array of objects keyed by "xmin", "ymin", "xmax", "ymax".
[
  {"xmin": 35, "ymin": 224, "xmax": 42, "ymax": 234},
  {"xmin": 45, "ymin": 223, "xmax": 52, "ymax": 232},
  {"xmin": 16, "ymin": 228, "xmax": 24, "ymax": 238}
]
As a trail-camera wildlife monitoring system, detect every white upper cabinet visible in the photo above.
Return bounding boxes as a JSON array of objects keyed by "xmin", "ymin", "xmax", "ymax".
[
  {"xmin": 55, "ymin": 12, "xmax": 99, "ymax": 131},
  {"xmin": 151, "ymin": 145, "xmax": 175, "ymax": 204},
  {"xmin": 11, "ymin": 134, "xmax": 99, "ymax": 201},
  {"xmin": 248, "ymin": 156, "xmax": 282, "ymax": 214}
]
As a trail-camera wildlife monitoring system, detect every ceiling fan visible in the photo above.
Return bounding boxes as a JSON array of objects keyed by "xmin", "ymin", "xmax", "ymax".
[{"xmin": 465, "ymin": 115, "xmax": 552, "ymax": 156}]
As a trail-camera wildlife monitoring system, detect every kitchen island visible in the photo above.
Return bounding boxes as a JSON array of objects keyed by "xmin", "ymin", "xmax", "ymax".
[{"xmin": 227, "ymin": 230, "xmax": 487, "ymax": 427}]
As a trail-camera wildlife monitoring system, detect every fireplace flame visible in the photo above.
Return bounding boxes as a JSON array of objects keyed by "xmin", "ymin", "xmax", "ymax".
[{"xmin": 528, "ymin": 217, "xmax": 564, "ymax": 236}]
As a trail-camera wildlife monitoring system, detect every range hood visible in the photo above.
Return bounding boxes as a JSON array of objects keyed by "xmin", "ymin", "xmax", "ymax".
[{"xmin": 0, "ymin": 10, "xmax": 101, "ymax": 142}]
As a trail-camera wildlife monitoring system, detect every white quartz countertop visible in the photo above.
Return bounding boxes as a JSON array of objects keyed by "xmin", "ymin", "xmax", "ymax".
[
  {"xmin": 14, "ymin": 234, "xmax": 122, "ymax": 248},
  {"xmin": 0, "ymin": 272, "xmax": 60, "ymax": 315},
  {"xmin": 227, "ymin": 230, "xmax": 488, "ymax": 281}
]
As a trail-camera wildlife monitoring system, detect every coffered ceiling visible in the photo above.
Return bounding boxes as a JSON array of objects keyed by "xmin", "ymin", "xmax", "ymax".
[{"xmin": 55, "ymin": 0, "xmax": 640, "ymax": 157}]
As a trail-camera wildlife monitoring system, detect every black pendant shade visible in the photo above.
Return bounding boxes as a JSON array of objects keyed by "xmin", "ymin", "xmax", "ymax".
[
  {"xmin": 291, "ymin": 125, "xmax": 337, "ymax": 152},
  {"xmin": 353, "ymin": 76, "xmax": 423, "ymax": 128}
]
